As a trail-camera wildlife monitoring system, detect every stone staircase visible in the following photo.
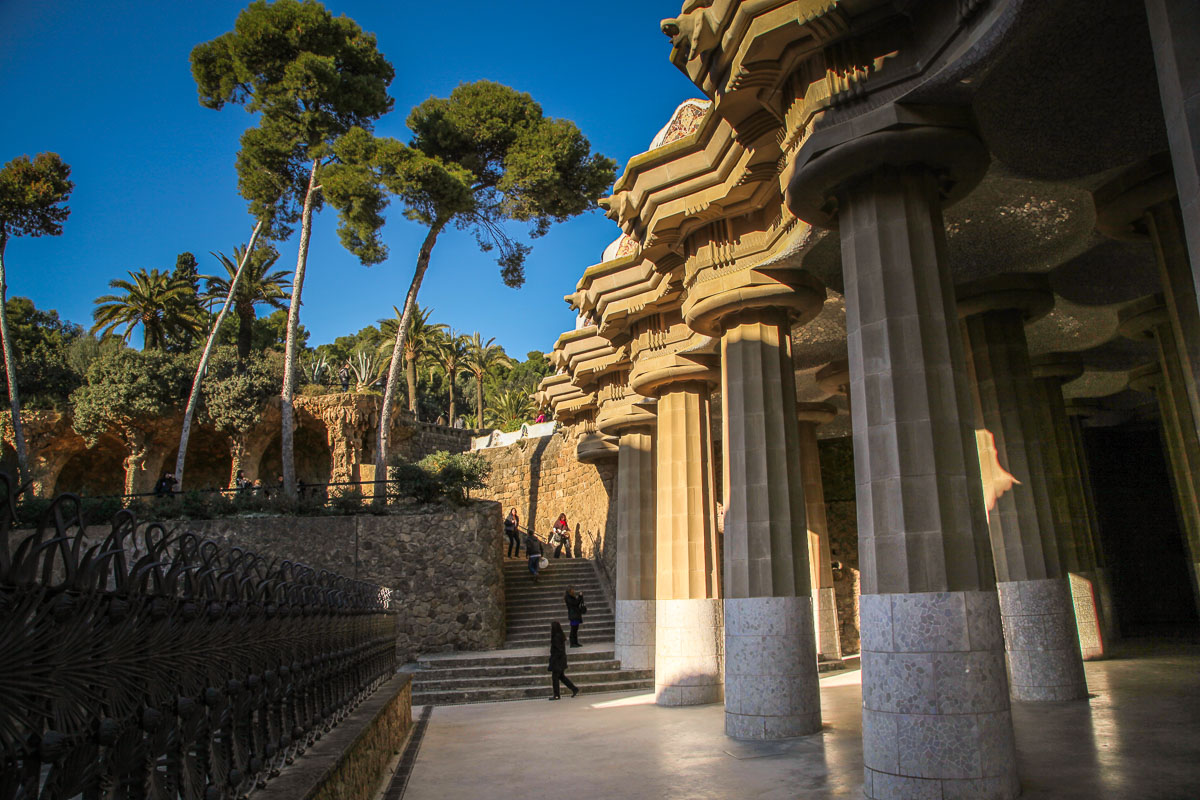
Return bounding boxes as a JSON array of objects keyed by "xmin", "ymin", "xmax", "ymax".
[
  {"xmin": 501, "ymin": 556, "xmax": 614, "ymax": 647},
  {"xmin": 409, "ymin": 556, "xmax": 653, "ymax": 706}
]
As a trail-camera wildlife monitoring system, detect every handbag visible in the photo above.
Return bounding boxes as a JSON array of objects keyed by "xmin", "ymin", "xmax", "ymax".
[
  {"xmin": 539, "ymin": 556, "xmax": 549, "ymax": 570},
  {"xmin": 579, "ymin": 597, "xmax": 588, "ymax": 615}
]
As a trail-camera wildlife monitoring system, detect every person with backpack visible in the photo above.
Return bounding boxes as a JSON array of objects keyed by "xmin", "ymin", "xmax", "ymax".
[
  {"xmin": 505, "ymin": 508, "xmax": 521, "ymax": 557},
  {"xmin": 338, "ymin": 363, "xmax": 351, "ymax": 392},
  {"xmin": 547, "ymin": 621, "xmax": 578, "ymax": 700},
  {"xmin": 564, "ymin": 585, "xmax": 587, "ymax": 647},
  {"xmin": 525, "ymin": 531, "xmax": 544, "ymax": 582},
  {"xmin": 552, "ymin": 512, "xmax": 572, "ymax": 558}
]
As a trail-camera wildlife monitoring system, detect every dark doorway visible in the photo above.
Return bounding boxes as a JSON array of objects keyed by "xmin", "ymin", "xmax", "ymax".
[{"xmin": 1083, "ymin": 421, "xmax": 1200, "ymax": 637}]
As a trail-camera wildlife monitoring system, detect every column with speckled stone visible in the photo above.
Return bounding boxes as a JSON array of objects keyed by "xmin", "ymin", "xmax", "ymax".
[{"xmin": 789, "ymin": 111, "xmax": 1018, "ymax": 800}]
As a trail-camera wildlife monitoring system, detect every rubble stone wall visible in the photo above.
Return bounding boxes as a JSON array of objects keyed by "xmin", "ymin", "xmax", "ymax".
[
  {"xmin": 474, "ymin": 426, "xmax": 619, "ymax": 585},
  {"xmin": 90, "ymin": 503, "xmax": 506, "ymax": 662},
  {"xmin": 392, "ymin": 422, "xmax": 479, "ymax": 463}
]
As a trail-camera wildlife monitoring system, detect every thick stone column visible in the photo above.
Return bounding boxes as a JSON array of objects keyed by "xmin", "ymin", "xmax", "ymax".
[
  {"xmin": 796, "ymin": 402, "xmax": 842, "ymax": 662},
  {"xmin": 718, "ymin": 309, "xmax": 823, "ymax": 739},
  {"xmin": 1031, "ymin": 359, "xmax": 1108, "ymax": 660},
  {"xmin": 958, "ymin": 277, "xmax": 1088, "ymax": 702},
  {"xmin": 790, "ymin": 112, "xmax": 1018, "ymax": 799},
  {"xmin": 1145, "ymin": 0, "xmax": 1200, "ymax": 297},
  {"xmin": 1096, "ymin": 158, "xmax": 1200, "ymax": 448},
  {"xmin": 598, "ymin": 388, "xmax": 659, "ymax": 672},
  {"xmin": 652, "ymin": 383, "xmax": 723, "ymax": 706},
  {"xmin": 1124, "ymin": 298, "xmax": 1200, "ymax": 615}
]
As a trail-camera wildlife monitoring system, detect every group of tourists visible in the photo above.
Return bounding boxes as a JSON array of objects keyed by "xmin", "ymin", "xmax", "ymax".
[{"xmin": 504, "ymin": 508, "xmax": 574, "ymax": 562}]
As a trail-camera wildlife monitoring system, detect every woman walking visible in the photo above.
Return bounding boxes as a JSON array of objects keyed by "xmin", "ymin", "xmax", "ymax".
[
  {"xmin": 505, "ymin": 508, "xmax": 521, "ymax": 557},
  {"xmin": 552, "ymin": 512, "xmax": 572, "ymax": 558},
  {"xmin": 547, "ymin": 621, "xmax": 578, "ymax": 700},
  {"xmin": 565, "ymin": 586, "xmax": 586, "ymax": 647}
]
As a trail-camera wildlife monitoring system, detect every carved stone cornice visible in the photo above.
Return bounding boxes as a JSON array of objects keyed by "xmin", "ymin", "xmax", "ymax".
[
  {"xmin": 627, "ymin": 310, "xmax": 721, "ymax": 397},
  {"xmin": 595, "ymin": 369, "xmax": 658, "ymax": 438},
  {"xmin": 568, "ymin": 254, "xmax": 685, "ymax": 346},
  {"xmin": 535, "ymin": 373, "xmax": 596, "ymax": 425}
]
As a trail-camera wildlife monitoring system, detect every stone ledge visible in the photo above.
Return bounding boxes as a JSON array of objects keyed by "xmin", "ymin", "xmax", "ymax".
[{"xmin": 256, "ymin": 673, "xmax": 413, "ymax": 800}]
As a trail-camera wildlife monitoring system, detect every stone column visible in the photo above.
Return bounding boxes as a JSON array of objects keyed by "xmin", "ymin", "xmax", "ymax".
[
  {"xmin": 652, "ymin": 382, "xmax": 723, "ymax": 706},
  {"xmin": 796, "ymin": 401, "xmax": 842, "ymax": 662},
  {"xmin": 958, "ymin": 277, "xmax": 1087, "ymax": 702},
  {"xmin": 1031, "ymin": 359, "xmax": 1109, "ymax": 659},
  {"xmin": 1145, "ymin": 0, "xmax": 1200, "ymax": 295},
  {"xmin": 1123, "ymin": 298, "xmax": 1200, "ymax": 615},
  {"xmin": 1095, "ymin": 158, "xmax": 1200, "ymax": 449},
  {"xmin": 718, "ymin": 308, "xmax": 824, "ymax": 739},
  {"xmin": 598, "ymin": 389, "xmax": 658, "ymax": 672},
  {"xmin": 789, "ymin": 113, "xmax": 1017, "ymax": 799}
]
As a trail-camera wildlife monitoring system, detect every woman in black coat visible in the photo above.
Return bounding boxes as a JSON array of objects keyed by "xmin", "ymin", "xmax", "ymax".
[
  {"xmin": 548, "ymin": 621, "xmax": 578, "ymax": 700},
  {"xmin": 564, "ymin": 586, "xmax": 585, "ymax": 647}
]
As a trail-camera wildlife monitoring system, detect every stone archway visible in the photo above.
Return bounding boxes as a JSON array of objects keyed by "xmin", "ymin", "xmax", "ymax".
[
  {"xmin": 259, "ymin": 423, "xmax": 333, "ymax": 487},
  {"xmin": 163, "ymin": 427, "xmax": 235, "ymax": 492},
  {"xmin": 55, "ymin": 437, "xmax": 127, "ymax": 497}
]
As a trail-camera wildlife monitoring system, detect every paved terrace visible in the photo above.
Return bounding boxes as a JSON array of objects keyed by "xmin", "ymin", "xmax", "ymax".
[{"xmin": 397, "ymin": 641, "xmax": 1199, "ymax": 800}]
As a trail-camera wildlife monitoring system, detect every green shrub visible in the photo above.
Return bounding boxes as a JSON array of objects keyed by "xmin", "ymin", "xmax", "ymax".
[
  {"xmin": 390, "ymin": 462, "xmax": 441, "ymax": 504},
  {"xmin": 418, "ymin": 451, "xmax": 491, "ymax": 505}
]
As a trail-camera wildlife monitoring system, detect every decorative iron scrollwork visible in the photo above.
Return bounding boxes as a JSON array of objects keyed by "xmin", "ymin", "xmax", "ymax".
[{"xmin": 0, "ymin": 473, "xmax": 397, "ymax": 799}]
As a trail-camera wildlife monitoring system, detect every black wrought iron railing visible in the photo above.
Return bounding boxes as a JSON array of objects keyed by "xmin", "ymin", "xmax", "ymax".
[{"xmin": 0, "ymin": 473, "xmax": 398, "ymax": 800}]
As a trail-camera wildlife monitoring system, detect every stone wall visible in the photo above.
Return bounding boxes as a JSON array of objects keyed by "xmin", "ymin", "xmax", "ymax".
[
  {"xmin": 393, "ymin": 421, "xmax": 479, "ymax": 463},
  {"xmin": 475, "ymin": 425, "xmax": 619, "ymax": 584},
  {"xmin": 128, "ymin": 503, "xmax": 505, "ymax": 661},
  {"xmin": 819, "ymin": 436, "xmax": 861, "ymax": 655}
]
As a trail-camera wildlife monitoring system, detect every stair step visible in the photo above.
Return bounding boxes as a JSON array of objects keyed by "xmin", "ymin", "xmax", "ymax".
[
  {"xmin": 417, "ymin": 650, "xmax": 616, "ymax": 669},
  {"xmin": 412, "ymin": 668, "xmax": 654, "ymax": 692},
  {"xmin": 412, "ymin": 679, "xmax": 654, "ymax": 706},
  {"xmin": 504, "ymin": 637, "xmax": 614, "ymax": 649},
  {"xmin": 410, "ymin": 660, "xmax": 625, "ymax": 680},
  {"xmin": 506, "ymin": 617, "xmax": 613, "ymax": 632}
]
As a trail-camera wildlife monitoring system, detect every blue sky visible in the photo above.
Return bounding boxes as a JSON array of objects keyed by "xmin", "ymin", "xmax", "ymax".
[{"xmin": 0, "ymin": 0, "xmax": 698, "ymax": 358}]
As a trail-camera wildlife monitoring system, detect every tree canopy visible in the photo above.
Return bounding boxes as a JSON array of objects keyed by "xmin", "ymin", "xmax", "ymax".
[
  {"xmin": 91, "ymin": 267, "xmax": 206, "ymax": 351},
  {"xmin": 71, "ymin": 349, "xmax": 192, "ymax": 445},
  {"xmin": 0, "ymin": 153, "xmax": 74, "ymax": 245}
]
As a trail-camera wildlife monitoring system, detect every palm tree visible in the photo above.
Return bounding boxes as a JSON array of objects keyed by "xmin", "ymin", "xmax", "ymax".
[
  {"xmin": 91, "ymin": 268, "xmax": 204, "ymax": 350},
  {"xmin": 431, "ymin": 330, "xmax": 469, "ymax": 424},
  {"xmin": 463, "ymin": 333, "xmax": 511, "ymax": 428},
  {"xmin": 203, "ymin": 245, "xmax": 291, "ymax": 360},
  {"xmin": 485, "ymin": 388, "xmax": 535, "ymax": 431},
  {"xmin": 380, "ymin": 304, "xmax": 445, "ymax": 418}
]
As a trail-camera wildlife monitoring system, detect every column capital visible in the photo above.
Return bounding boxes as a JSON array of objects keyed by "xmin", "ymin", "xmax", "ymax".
[
  {"xmin": 681, "ymin": 269, "xmax": 825, "ymax": 339},
  {"xmin": 956, "ymin": 274, "xmax": 1054, "ymax": 322},
  {"xmin": 628, "ymin": 313, "xmax": 720, "ymax": 397},
  {"xmin": 786, "ymin": 103, "xmax": 989, "ymax": 229},
  {"xmin": 1128, "ymin": 362, "xmax": 1164, "ymax": 394},
  {"xmin": 596, "ymin": 390, "xmax": 657, "ymax": 437},
  {"xmin": 815, "ymin": 359, "xmax": 850, "ymax": 397},
  {"xmin": 576, "ymin": 429, "xmax": 620, "ymax": 463},
  {"xmin": 1031, "ymin": 355, "xmax": 1084, "ymax": 384},
  {"xmin": 795, "ymin": 401, "xmax": 838, "ymax": 426},
  {"xmin": 1093, "ymin": 153, "xmax": 1177, "ymax": 241},
  {"xmin": 1117, "ymin": 294, "xmax": 1169, "ymax": 341}
]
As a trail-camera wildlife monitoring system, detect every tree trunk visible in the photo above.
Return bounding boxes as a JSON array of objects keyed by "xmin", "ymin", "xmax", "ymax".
[
  {"xmin": 376, "ymin": 222, "xmax": 445, "ymax": 503},
  {"xmin": 476, "ymin": 373, "xmax": 484, "ymax": 429},
  {"xmin": 123, "ymin": 429, "xmax": 148, "ymax": 496},
  {"xmin": 236, "ymin": 301, "xmax": 254, "ymax": 361},
  {"xmin": 281, "ymin": 162, "xmax": 320, "ymax": 498},
  {"xmin": 448, "ymin": 367, "xmax": 456, "ymax": 424},
  {"xmin": 174, "ymin": 220, "xmax": 264, "ymax": 492},
  {"xmin": 406, "ymin": 354, "xmax": 418, "ymax": 415},
  {"xmin": 229, "ymin": 436, "xmax": 247, "ymax": 489},
  {"xmin": 0, "ymin": 235, "xmax": 29, "ymax": 482}
]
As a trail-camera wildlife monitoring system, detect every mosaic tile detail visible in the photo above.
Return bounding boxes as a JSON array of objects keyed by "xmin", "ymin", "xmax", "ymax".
[{"xmin": 891, "ymin": 593, "xmax": 971, "ymax": 652}]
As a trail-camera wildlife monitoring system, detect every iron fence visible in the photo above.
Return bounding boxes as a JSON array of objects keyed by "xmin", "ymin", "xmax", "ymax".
[{"xmin": 0, "ymin": 473, "xmax": 398, "ymax": 799}]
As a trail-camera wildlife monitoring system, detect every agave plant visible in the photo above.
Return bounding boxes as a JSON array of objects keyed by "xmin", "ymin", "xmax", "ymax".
[
  {"xmin": 349, "ymin": 347, "xmax": 388, "ymax": 391},
  {"xmin": 301, "ymin": 354, "xmax": 329, "ymax": 386}
]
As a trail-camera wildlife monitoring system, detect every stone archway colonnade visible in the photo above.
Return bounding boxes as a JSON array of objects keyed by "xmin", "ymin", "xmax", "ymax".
[{"xmin": 536, "ymin": 2, "xmax": 1200, "ymax": 799}]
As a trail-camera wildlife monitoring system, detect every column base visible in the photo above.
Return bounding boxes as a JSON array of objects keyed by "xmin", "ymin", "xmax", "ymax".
[
  {"xmin": 655, "ymin": 598, "xmax": 723, "ymax": 706},
  {"xmin": 615, "ymin": 599, "xmax": 655, "ymax": 671},
  {"xmin": 998, "ymin": 578, "xmax": 1088, "ymax": 702},
  {"xmin": 725, "ymin": 596, "xmax": 821, "ymax": 739},
  {"xmin": 816, "ymin": 586, "xmax": 842, "ymax": 662},
  {"xmin": 860, "ymin": 591, "xmax": 1018, "ymax": 800},
  {"xmin": 1067, "ymin": 573, "xmax": 1104, "ymax": 660}
]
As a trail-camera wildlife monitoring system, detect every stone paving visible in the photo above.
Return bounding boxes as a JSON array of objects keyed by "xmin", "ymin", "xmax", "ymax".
[{"xmin": 400, "ymin": 642, "xmax": 1200, "ymax": 800}]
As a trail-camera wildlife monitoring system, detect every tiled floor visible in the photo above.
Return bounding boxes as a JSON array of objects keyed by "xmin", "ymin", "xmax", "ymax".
[{"xmin": 401, "ymin": 641, "xmax": 1200, "ymax": 799}]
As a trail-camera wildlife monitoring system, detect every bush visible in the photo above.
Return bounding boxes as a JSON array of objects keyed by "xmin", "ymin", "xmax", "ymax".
[
  {"xmin": 390, "ymin": 462, "xmax": 441, "ymax": 504},
  {"xmin": 418, "ymin": 451, "xmax": 491, "ymax": 505}
]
